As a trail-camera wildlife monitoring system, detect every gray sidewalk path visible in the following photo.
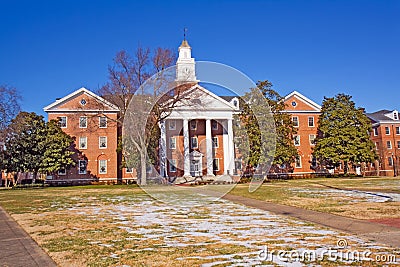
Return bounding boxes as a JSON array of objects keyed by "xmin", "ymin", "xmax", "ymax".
[
  {"xmin": 221, "ymin": 193, "xmax": 400, "ymax": 248},
  {"xmin": 0, "ymin": 206, "xmax": 57, "ymax": 267}
]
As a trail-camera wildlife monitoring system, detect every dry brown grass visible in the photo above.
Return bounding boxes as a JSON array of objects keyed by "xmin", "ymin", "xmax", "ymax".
[
  {"xmin": 1, "ymin": 183, "xmax": 399, "ymax": 266},
  {"xmin": 227, "ymin": 177, "xmax": 400, "ymax": 220}
]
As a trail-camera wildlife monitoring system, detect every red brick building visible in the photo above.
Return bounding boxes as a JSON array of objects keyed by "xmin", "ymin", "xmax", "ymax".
[
  {"xmin": 283, "ymin": 91, "xmax": 321, "ymax": 173},
  {"xmin": 39, "ymin": 39, "xmax": 398, "ymax": 184},
  {"xmin": 44, "ymin": 88, "xmax": 120, "ymax": 183},
  {"xmin": 367, "ymin": 109, "xmax": 400, "ymax": 176}
]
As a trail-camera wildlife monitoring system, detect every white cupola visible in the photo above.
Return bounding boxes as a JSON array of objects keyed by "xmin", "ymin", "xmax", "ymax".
[{"xmin": 176, "ymin": 39, "xmax": 198, "ymax": 83}]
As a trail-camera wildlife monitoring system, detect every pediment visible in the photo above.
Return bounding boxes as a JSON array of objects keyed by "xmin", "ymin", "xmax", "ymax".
[
  {"xmin": 44, "ymin": 87, "xmax": 119, "ymax": 113},
  {"xmin": 176, "ymin": 84, "xmax": 239, "ymax": 111},
  {"xmin": 284, "ymin": 91, "xmax": 321, "ymax": 112}
]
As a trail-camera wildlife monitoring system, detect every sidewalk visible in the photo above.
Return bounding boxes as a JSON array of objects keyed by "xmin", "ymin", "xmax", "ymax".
[
  {"xmin": 222, "ymin": 193, "xmax": 400, "ymax": 248},
  {"xmin": 0, "ymin": 206, "xmax": 57, "ymax": 267}
]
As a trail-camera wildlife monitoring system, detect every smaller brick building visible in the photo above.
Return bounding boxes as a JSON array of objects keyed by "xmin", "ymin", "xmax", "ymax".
[
  {"xmin": 44, "ymin": 88, "xmax": 120, "ymax": 183},
  {"xmin": 283, "ymin": 91, "xmax": 321, "ymax": 173}
]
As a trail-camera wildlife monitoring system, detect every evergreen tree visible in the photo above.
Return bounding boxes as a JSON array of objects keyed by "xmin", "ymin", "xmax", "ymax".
[
  {"xmin": 2, "ymin": 112, "xmax": 47, "ymax": 179},
  {"xmin": 40, "ymin": 120, "xmax": 76, "ymax": 174},
  {"xmin": 1, "ymin": 112, "xmax": 75, "ymax": 181},
  {"xmin": 313, "ymin": 93, "xmax": 377, "ymax": 174}
]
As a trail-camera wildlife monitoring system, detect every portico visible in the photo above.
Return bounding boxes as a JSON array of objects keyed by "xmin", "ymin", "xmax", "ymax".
[
  {"xmin": 160, "ymin": 115, "xmax": 236, "ymax": 179},
  {"xmin": 157, "ymin": 38, "xmax": 238, "ymax": 180}
]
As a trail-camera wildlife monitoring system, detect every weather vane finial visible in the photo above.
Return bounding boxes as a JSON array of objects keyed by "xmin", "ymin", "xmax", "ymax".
[{"xmin": 184, "ymin": 27, "xmax": 187, "ymax": 40}]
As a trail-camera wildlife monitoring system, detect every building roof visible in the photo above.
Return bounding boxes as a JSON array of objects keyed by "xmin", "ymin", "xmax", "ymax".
[
  {"xmin": 219, "ymin": 96, "xmax": 238, "ymax": 102},
  {"xmin": 187, "ymin": 84, "xmax": 239, "ymax": 110},
  {"xmin": 180, "ymin": 40, "xmax": 190, "ymax": 48},
  {"xmin": 43, "ymin": 87, "xmax": 120, "ymax": 112},
  {"xmin": 367, "ymin": 109, "xmax": 399, "ymax": 123},
  {"xmin": 283, "ymin": 90, "xmax": 322, "ymax": 111}
]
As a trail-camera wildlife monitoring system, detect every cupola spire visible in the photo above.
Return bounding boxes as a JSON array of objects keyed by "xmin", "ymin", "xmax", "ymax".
[{"xmin": 176, "ymin": 29, "xmax": 197, "ymax": 83}]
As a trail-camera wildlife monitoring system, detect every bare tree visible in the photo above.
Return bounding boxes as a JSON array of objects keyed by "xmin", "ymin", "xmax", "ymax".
[
  {"xmin": 98, "ymin": 46, "xmax": 176, "ymax": 123},
  {"xmin": 123, "ymin": 80, "xmax": 197, "ymax": 185},
  {"xmin": 0, "ymin": 85, "xmax": 21, "ymax": 135},
  {"xmin": 0, "ymin": 85, "xmax": 21, "ymax": 186},
  {"xmin": 97, "ymin": 46, "xmax": 178, "ymax": 184}
]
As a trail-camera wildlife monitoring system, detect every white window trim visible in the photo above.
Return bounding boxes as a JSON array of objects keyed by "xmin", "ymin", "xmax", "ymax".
[
  {"xmin": 78, "ymin": 160, "xmax": 87, "ymax": 175},
  {"xmin": 235, "ymin": 159, "xmax": 242, "ymax": 171},
  {"xmin": 294, "ymin": 135, "xmax": 300, "ymax": 146},
  {"xmin": 308, "ymin": 116, "xmax": 315, "ymax": 127},
  {"xmin": 79, "ymin": 137, "xmax": 87, "ymax": 150},
  {"xmin": 99, "ymin": 136, "xmax": 107, "ymax": 149},
  {"xmin": 169, "ymin": 137, "xmax": 176, "ymax": 149},
  {"xmin": 232, "ymin": 99, "xmax": 238, "ymax": 108},
  {"xmin": 212, "ymin": 137, "xmax": 219, "ymax": 148},
  {"xmin": 387, "ymin": 141, "xmax": 392, "ymax": 149},
  {"xmin": 79, "ymin": 116, "xmax": 87, "ymax": 128},
  {"xmin": 394, "ymin": 111, "xmax": 399, "ymax": 120},
  {"xmin": 99, "ymin": 117, "xmax": 107, "ymax": 128},
  {"xmin": 309, "ymin": 134, "xmax": 316, "ymax": 145},
  {"xmin": 99, "ymin": 160, "xmax": 107, "ymax": 174},
  {"xmin": 388, "ymin": 157, "xmax": 393, "ymax": 166},
  {"xmin": 169, "ymin": 159, "xmax": 177, "ymax": 172},
  {"xmin": 191, "ymin": 136, "xmax": 198, "ymax": 149},
  {"xmin": 213, "ymin": 158, "xmax": 220, "ymax": 171},
  {"xmin": 59, "ymin": 116, "xmax": 67, "ymax": 128},
  {"xmin": 397, "ymin": 141, "xmax": 400, "ymax": 149},
  {"xmin": 385, "ymin": 126, "xmax": 390, "ymax": 135},
  {"xmin": 295, "ymin": 156, "xmax": 302, "ymax": 168},
  {"xmin": 396, "ymin": 126, "xmax": 400, "ymax": 135},
  {"xmin": 169, "ymin": 120, "xmax": 176, "ymax": 130},
  {"xmin": 373, "ymin": 128, "xmax": 378, "ymax": 136},
  {"xmin": 292, "ymin": 116, "xmax": 299, "ymax": 127},
  {"xmin": 58, "ymin": 168, "xmax": 66, "ymax": 176}
]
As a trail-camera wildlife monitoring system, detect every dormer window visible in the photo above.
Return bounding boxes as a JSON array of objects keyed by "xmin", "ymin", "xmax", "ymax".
[
  {"xmin": 230, "ymin": 97, "xmax": 239, "ymax": 109},
  {"xmin": 384, "ymin": 110, "xmax": 399, "ymax": 120},
  {"xmin": 394, "ymin": 110, "xmax": 399, "ymax": 120}
]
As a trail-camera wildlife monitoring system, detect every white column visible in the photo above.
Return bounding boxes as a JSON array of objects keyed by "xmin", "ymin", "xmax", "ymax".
[
  {"xmin": 159, "ymin": 120, "xmax": 167, "ymax": 177},
  {"xmin": 227, "ymin": 118, "xmax": 235, "ymax": 175},
  {"xmin": 183, "ymin": 119, "xmax": 191, "ymax": 177},
  {"xmin": 223, "ymin": 120, "xmax": 229, "ymax": 175},
  {"xmin": 206, "ymin": 119, "xmax": 214, "ymax": 176}
]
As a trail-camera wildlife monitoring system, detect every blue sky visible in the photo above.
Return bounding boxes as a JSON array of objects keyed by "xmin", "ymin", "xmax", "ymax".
[{"xmin": 1, "ymin": 0, "xmax": 399, "ymax": 116}]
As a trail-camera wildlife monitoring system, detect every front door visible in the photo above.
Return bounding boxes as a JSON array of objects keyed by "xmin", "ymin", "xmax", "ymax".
[{"xmin": 190, "ymin": 159, "xmax": 202, "ymax": 177}]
